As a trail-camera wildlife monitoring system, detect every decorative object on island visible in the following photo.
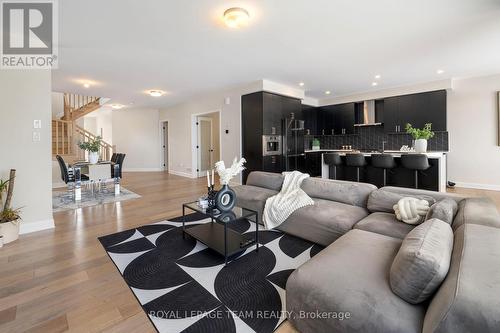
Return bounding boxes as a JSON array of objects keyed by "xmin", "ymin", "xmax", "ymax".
[
  {"xmin": 0, "ymin": 169, "xmax": 20, "ymax": 244},
  {"xmin": 312, "ymin": 138, "xmax": 320, "ymax": 150},
  {"xmin": 214, "ymin": 157, "xmax": 246, "ymax": 212},
  {"xmin": 405, "ymin": 123, "xmax": 435, "ymax": 153},
  {"xmin": 78, "ymin": 136, "xmax": 102, "ymax": 164}
]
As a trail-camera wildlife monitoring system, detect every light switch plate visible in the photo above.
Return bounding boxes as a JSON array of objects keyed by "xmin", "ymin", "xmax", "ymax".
[
  {"xmin": 33, "ymin": 120, "xmax": 41, "ymax": 129},
  {"xmin": 32, "ymin": 131, "xmax": 41, "ymax": 142}
]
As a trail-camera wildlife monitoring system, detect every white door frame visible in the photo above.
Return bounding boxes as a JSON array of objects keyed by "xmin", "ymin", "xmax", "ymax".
[{"xmin": 191, "ymin": 110, "xmax": 222, "ymax": 178}]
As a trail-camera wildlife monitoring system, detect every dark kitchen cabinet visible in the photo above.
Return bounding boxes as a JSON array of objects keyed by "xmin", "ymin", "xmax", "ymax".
[
  {"xmin": 305, "ymin": 152, "xmax": 322, "ymax": 177},
  {"xmin": 262, "ymin": 93, "xmax": 283, "ymax": 135},
  {"xmin": 383, "ymin": 90, "xmax": 447, "ymax": 133},
  {"xmin": 303, "ymin": 106, "xmax": 319, "ymax": 136},
  {"xmin": 326, "ymin": 103, "xmax": 355, "ymax": 135},
  {"xmin": 263, "ymin": 155, "xmax": 283, "ymax": 174},
  {"xmin": 242, "ymin": 91, "xmax": 302, "ymax": 183}
]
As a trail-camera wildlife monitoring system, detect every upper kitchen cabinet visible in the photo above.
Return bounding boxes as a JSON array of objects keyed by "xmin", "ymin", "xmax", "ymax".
[
  {"xmin": 383, "ymin": 90, "xmax": 447, "ymax": 133},
  {"xmin": 257, "ymin": 91, "xmax": 302, "ymax": 135},
  {"xmin": 328, "ymin": 103, "xmax": 355, "ymax": 135},
  {"xmin": 303, "ymin": 105, "xmax": 319, "ymax": 136}
]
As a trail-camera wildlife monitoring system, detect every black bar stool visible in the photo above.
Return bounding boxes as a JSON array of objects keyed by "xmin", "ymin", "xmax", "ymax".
[
  {"xmin": 401, "ymin": 154, "xmax": 430, "ymax": 189},
  {"xmin": 371, "ymin": 154, "xmax": 396, "ymax": 187},
  {"xmin": 346, "ymin": 153, "xmax": 367, "ymax": 182},
  {"xmin": 323, "ymin": 153, "xmax": 342, "ymax": 180}
]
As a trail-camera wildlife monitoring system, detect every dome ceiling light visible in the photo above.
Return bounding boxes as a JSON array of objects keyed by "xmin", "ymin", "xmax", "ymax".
[{"xmin": 223, "ymin": 7, "xmax": 250, "ymax": 28}]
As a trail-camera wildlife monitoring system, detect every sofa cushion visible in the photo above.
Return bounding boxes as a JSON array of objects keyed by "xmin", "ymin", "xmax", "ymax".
[
  {"xmin": 452, "ymin": 197, "xmax": 500, "ymax": 231},
  {"xmin": 426, "ymin": 198, "xmax": 458, "ymax": 225},
  {"xmin": 233, "ymin": 185, "xmax": 277, "ymax": 223},
  {"xmin": 423, "ymin": 224, "xmax": 500, "ymax": 333},
  {"xmin": 287, "ymin": 229, "xmax": 426, "ymax": 333},
  {"xmin": 367, "ymin": 189, "xmax": 435, "ymax": 213},
  {"xmin": 354, "ymin": 212, "xmax": 416, "ymax": 239},
  {"xmin": 390, "ymin": 219, "xmax": 453, "ymax": 304},
  {"xmin": 380, "ymin": 186, "xmax": 465, "ymax": 204},
  {"xmin": 277, "ymin": 198, "xmax": 369, "ymax": 246},
  {"xmin": 245, "ymin": 171, "xmax": 284, "ymax": 191},
  {"xmin": 301, "ymin": 177, "xmax": 377, "ymax": 207}
]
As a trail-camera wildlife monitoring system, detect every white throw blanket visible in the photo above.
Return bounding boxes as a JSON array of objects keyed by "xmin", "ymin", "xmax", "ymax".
[{"xmin": 263, "ymin": 171, "xmax": 314, "ymax": 230}]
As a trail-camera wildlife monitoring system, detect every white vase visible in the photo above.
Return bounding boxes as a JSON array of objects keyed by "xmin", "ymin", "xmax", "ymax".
[
  {"xmin": 0, "ymin": 220, "xmax": 20, "ymax": 244},
  {"xmin": 89, "ymin": 151, "xmax": 99, "ymax": 164},
  {"xmin": 414, "ymin": 139, "xmax": 428, "ymax": 153}
]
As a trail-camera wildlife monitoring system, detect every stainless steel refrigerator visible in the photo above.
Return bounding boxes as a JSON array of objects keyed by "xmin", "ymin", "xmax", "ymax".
[{"xmin": 283, "ymin": 116, "xmax": 306, "ymax": 172}]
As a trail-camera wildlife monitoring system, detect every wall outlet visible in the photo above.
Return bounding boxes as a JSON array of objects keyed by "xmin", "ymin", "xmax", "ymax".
[{"xmin": 33, "ymin": 120, "xmax": 41, "ymax": 129}]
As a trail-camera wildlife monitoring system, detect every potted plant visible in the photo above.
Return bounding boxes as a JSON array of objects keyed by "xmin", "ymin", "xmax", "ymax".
[
  {"xmin": 312, "ymin": 138, "xmax": 320, "ymax": 150},
  {"xmin": 405, "ymin": 123, "xmax": 435, "ymax": 153},
  {"xmin": 0, "ymin": 169, "xmax": 21, "ymax": 244},
  {"xmin": 78, "ymin": 136, "xmax": 102, "ymax": 164}
]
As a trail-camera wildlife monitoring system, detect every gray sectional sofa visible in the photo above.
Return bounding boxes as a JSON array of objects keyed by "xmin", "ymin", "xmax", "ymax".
[{"xmin": 234, "ymin": 171, "xmax": 500, "ymax": 333}]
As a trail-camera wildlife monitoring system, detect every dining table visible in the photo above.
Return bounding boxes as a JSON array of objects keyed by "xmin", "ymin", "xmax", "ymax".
[{"xmin": 71, "ymin": 161, "xmax": 116, "ymax": 181}]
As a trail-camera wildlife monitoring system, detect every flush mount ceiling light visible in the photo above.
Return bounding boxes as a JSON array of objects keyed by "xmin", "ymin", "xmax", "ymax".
[
  {"xmin": 83, "ymin": 83, "xmax": 90, "ymax": 88},
  {"xmin": 223, "ymin": 7, "xmax": 250, "ymax": 28},
  {"xmin": 110, "ymin": 104, "xmax": 124, "ymax": 110},
  {"xmin": 325, "ymin": 91, "xmax": 331, "ymax": 95},
  {"xmin": 372, "ymin": 82, "xmax": 378, "ymax": 86},
  {"xmin": 436, "ymin": 69, "xmax": 445, "ymax": 74},
  {"xmin": 374, "ymin": 74, "xmax": 381, "ymax": 79},
  {"xmin": 149, "ymin": 90, "xmax": 165, "ymax": 97},
  {"xmin": 299, "ymin": 82, "xmax": 305, "ymax": 87}
]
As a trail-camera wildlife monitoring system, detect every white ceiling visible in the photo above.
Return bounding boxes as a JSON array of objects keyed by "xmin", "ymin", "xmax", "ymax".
[{"xmin": 52, "ymin": 0, "xmax": 500, "ymax": 109}]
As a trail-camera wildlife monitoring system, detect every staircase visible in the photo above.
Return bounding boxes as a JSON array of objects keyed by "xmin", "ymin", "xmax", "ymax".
[{"xmin": 52, "ymin": 93, "xmax": 115, "ymax": 162}]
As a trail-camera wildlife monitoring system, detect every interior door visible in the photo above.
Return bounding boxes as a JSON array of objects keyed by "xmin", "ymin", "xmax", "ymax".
[
  {"xmin": 162, "ymin": 122, "xmax": 168, "ymax": 171},
  {"xmin": 197, "ymin": 117, "xmax": 213, "ymax": 177}
]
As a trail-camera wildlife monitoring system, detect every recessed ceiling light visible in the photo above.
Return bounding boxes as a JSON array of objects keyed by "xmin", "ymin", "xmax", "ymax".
[
  {"xmin": 372, "ymin": 82, "xmax": 378, "ymax": 86},
  {"xmin": 325, "ymin": 91, "xmax": 331, "ymax": 95},
  {"xmin": 299, "ymin": 82, "xmax": 305, "ymax": 87},
  {"xmin": 83, "ymin": 83, "xmax": 90, "ymax": 88},
  {"xmin": 436, "ymin": 69, "xmax": 445, "ymax": 74},
  {"xmin": 110, "ymin": 104, "xmax": 124, "ymax": 110},
  {"xmin": 149, "ymin": 90, "xmax": 165, "ymax": 97},
  {"xmin": 223, "ymin": 7, "xmax": 250, "ymax": 28},
  {"xmin": 374, "ymin": 75, "xmax": 381, "ymax": 79}
]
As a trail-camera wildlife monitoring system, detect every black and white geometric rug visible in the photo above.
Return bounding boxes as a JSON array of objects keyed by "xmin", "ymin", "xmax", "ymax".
[{"xmin": 98, "ymin": 213, "xmax": 323, "ymax": 333}]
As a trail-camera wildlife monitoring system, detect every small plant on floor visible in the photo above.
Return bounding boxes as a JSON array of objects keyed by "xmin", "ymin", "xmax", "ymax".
[
  {"xmin": 78, "ymin": 136, "xmax": 102, "ymax": 152},
  {"xmin": 0, "ymin": 169, "xmax": 21, "ymax": 244},
  {"xmin": 405, "ymin": 123, "xmax": 435, "ymax": 140}
]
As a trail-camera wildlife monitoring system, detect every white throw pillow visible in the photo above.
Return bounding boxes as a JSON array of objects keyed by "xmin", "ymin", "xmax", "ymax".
[{"xmin": 393, "ymin": 197, "xmax": 430, "ymax": 225}]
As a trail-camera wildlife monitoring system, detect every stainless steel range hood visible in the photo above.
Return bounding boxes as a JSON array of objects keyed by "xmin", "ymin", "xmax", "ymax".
[{"xmin": 354, "ymin": 100, "xmax": 382, "ymax": 127}]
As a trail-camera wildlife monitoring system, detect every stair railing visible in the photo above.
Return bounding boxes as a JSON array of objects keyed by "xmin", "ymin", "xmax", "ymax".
[
  {"xmin": 75, "ymin": 125, "xmax": 116, "ymax": 161},
  {"xmin": 52, "ymin": 119, "xmax": 75, "ymax": 155}
]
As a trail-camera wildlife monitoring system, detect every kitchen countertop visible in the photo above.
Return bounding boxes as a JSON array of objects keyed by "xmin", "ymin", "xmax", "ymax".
[{"xmin": 305, "ymin": 149, "xmax": 448, "ymax": 158}]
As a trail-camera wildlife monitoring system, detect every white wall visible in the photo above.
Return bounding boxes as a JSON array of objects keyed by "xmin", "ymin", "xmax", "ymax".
[
  {"xmin": 51, "ymin": 92, "xmax": 64, "ymax": 118},
  {"xmin": 83, "ymin": 108, "xmax": 113, "ymax": 144},
  {"xmin": 112, "ymin": 108, "xmax": 161, "ymax": 171},
  {"xmin": 0, "ymin": 70, "xmax": 54, "ymax": 234},
  {"xmin": 447, "ymin": 74, "xmax": 500, "ymax": 190}
]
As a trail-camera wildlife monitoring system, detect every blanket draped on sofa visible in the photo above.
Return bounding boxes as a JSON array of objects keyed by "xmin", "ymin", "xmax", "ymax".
[{"xmin": 263, "ymin": 171, "xmax": 314, "ymax": 229}]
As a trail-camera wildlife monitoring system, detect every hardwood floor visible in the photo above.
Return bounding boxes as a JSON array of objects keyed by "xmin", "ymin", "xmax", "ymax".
[{"xmin": 0, "ymin": 172, "xmax": 498, "ymax": 332}]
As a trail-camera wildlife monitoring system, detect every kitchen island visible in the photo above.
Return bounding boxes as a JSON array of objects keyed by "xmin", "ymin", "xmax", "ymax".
[{"xmin": 305, "ymin": 150, "xmax": 447, "ymax": 192}]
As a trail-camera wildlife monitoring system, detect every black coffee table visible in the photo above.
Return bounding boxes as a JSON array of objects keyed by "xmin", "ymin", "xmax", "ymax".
[{"xmin": 182, "ymin": 202, "xmax": 259, "ymax": 266}]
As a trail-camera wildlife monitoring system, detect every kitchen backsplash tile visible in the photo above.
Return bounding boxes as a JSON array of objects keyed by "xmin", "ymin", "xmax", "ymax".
[{"xmin": 304, "ymin": 126, "xmax": 448, "ymax": 151}]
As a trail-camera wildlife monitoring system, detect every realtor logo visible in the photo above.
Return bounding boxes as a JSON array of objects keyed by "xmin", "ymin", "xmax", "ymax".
[{"xmin": 1, "ymin": 0, "xmax": 58, "ymax": 69}]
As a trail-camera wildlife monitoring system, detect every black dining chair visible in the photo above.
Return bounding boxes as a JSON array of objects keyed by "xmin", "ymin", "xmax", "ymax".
[
  {"xmin": 112, "ymin": 153, "xmax": 126, "ymax": 178},
  {"xmin": 111, "ymin": 153, "xmax": 118, "ymax": 163},
  {"xmin": 56, "ymin": 155, "xmax": 88, "ymax": 184}
]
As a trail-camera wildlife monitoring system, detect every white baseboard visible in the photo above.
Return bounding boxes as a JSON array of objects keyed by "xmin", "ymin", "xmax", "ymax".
[
  {"xmin": 123, "ymin": 168, "xmax": 163, "ymax": 172},
  {"xmin": 454, "ymin": 182, "xmax": 500, "ymax": 192},
  {"xmin": 19, "ymin": 218, "xmax": 55, "ymax": 235},
  {"xmin": 169, "ymin": 170, "xmax": 196, "ymax": 178}
]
